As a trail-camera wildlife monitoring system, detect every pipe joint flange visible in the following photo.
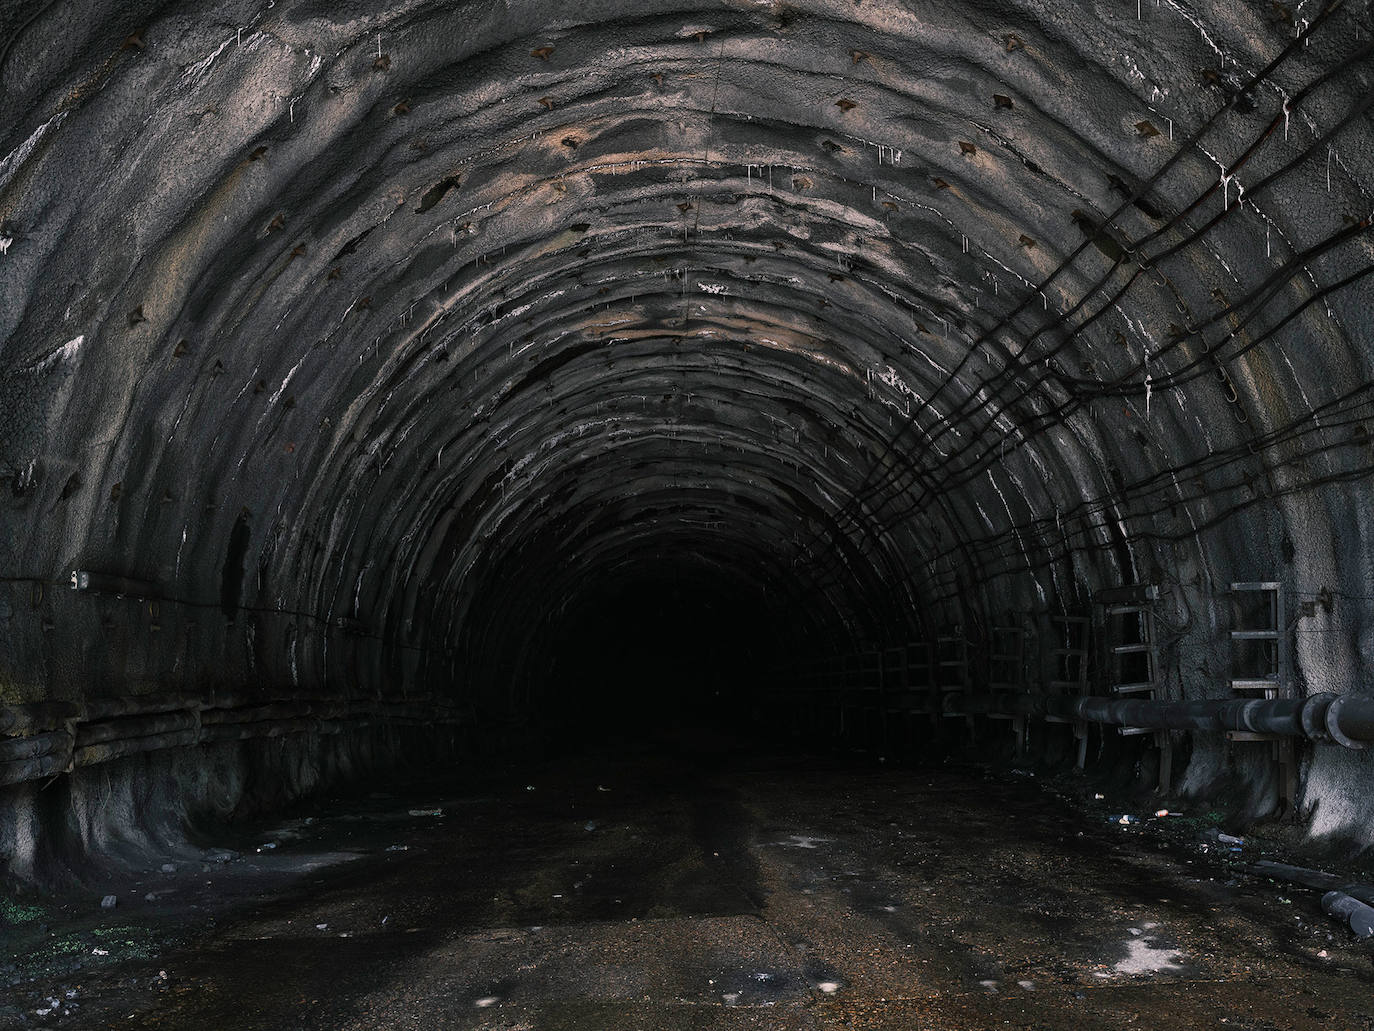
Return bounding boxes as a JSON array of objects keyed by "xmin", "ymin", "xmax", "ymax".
[
  {"xmin": 1300, "ymin": 693, "xmax": 1338, "ymax": 742},
  {"xmin": 1324, "ymin": 695, "xmax": 1369, "ymax": 750}
]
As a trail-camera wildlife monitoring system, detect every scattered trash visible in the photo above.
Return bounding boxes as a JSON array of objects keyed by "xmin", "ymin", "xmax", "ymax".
[
  {"xmin": 144, "ymin": 892, "xmax": 157, "ymax": 902},
  {"xmin": 315, "ymin": 923, "xmax": 328, "ymax": 930},
  {"xmin": 1201, "ymin": 828, "xmax": 1245, "ymax": 847},
  {"xmin": 584, "ymin": 821, "xmax": 597, "ymax": 832},
  {"xmin": 817, "ymin": 981, "xmax": 840, "ymax": 994},
  {"xmin": 1154, "ymin": 809, "xmax": 1170, "ymax": 818},
  {"xmin": 386, "ymin": 844, "xmax": 409, "ymax": 852},
  {"xmin": 722, "ymin": 992, "xmax": 741, "ymax": 1005},
  {"xmin": 1093, "ymin": 793, "xmax": 1105, "ymax": 800},
  {"xmin": 596, "ymin": 785, "xmax": 611, "ymax": 792},
  {"xmin": 408, "ymin": 808, "xmax": 443, "ymax": 818},
  {"xmin": 160, "ymin": 863, "xmax": 176, "ymax": 873},
  {"xmin": 1111, "ymin": 814, "xmax": 1138, "ymax": 826},
  {"xmin": 1017, "ymin": 980, "xmax": 1036, "ymax": 990},
  {"xmin": 91, "ymin": 948, "xmax": 108, "ymax": 956},
  {"xmin": 1322, "ymin": 891, "xmax": 1374, "ymax": 938},
  {"xmin": 256, "ymin": 842, "xmax": 277, "ymax": 852},
  {"xmin": 474, "ymin": 997, "xmax": 499, "ymax": 1008},
  {"xmin": 100, "ymin": 895, "xmax": 117, "ymax": 909},
  {"xmin": 525, "ymin": 785, "xmax": 536, "ymax": 792}
]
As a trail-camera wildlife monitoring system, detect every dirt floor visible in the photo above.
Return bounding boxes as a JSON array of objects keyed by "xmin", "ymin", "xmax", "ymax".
[{"xmin": 3, "ymin": 743, "xmax": 1373, "ymax": 1029}]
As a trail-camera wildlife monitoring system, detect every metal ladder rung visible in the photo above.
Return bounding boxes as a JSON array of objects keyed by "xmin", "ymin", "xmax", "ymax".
[{"xmin": 1111, "ymin": 682, "xmax": 1157, "ymax": 694}]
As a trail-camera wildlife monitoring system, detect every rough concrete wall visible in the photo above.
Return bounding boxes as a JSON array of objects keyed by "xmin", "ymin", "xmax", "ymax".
[
  {"xmin": 0, "ymin": 723, "xmax": 454, "ymax": 885},
  {"xmin": 1, "ymin": 0, "xmax": 1373, "ymax": 855}
]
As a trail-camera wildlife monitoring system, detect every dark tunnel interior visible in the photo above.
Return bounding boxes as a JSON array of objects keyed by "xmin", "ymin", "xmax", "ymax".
[
  {"xmin": 3, "ymin": 0, "xmax": 1374, "ymax": 1019},
  {"xmin": 539, "ymin": 571, "xmax": 776, "ymax": 743},
  {"xmin": 1, "ymin": 0, "xmax": 1373, "ymax": 845}
]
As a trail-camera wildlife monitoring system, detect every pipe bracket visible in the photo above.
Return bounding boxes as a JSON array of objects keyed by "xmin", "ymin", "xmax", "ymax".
[
  {"xmin": 1300, "ymin": 693, "xmax": 1337, "ymax": 742},
  {"xmin": 1325, "ymin": 694, "xmax": 1369, "ymax": 750}
]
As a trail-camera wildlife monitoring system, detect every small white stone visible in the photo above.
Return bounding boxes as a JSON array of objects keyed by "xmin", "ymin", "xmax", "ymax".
[
  {"xmin": 817, "ymin": 981, "xmax": 840, "ymax": 994},
  {"xmin": 475, "ymin": 997, "xmax": 499, "ymax": 1008}
]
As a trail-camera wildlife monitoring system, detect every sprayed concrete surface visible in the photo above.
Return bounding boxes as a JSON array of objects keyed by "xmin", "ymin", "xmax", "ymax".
[{"xmin": 4, "ymin": 748, "xmax": 1373, "ymax": 1029}]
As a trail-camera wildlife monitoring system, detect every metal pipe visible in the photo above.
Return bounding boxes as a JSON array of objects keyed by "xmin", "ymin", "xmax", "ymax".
[{"xmin": 954, "ymin": 691, "xmax": 1374, "ymax": 748}]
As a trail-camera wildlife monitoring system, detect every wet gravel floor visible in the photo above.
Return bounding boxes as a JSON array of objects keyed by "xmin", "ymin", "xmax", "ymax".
[{"xmin": 4, "ymin": 744, "xmax": 1374, "ymax": 1029}]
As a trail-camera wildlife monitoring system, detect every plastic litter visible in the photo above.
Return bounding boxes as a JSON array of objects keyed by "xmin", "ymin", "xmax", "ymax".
[
  {"xmin": 386, "ymin": 844, "xmax": 409, "ymax": 852},
  {"xmin": 256, "ymin": 842, "xmax": 277, "ymax": 852},
  {"xmin": 408, "ymin": 808, "xmax": 443, "ymax": 817},
  {"xmin": 160, "ymin": 863, "xmax": 176, "ymax": 873},
  {"xmin": 1111, "ymin": 814, "xmax": 1139, "ymax": 825},
  {"xmin": 100, "ymin": 895, "xmax": 117, "ymax": 909}
]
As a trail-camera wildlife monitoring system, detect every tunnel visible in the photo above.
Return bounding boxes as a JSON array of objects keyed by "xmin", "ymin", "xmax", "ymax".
[{"xmin": 2, "ymin": 0, "xmax": 1374, "ymax": 1025}]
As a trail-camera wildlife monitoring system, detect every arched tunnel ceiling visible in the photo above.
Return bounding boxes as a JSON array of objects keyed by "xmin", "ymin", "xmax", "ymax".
[{"xmin": 2, "ymin": 0, "xmax": 1374, "ymax": 712}]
